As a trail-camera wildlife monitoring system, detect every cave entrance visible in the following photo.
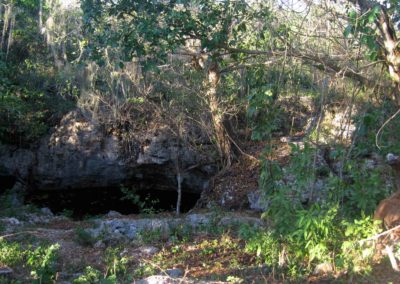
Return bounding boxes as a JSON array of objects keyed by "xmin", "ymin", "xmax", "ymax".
[
  {"xmin": 0, "ymin": 175, "xmax": 16, "ymax": 194},
  {"xmin": 25, "ymin": 187, "xmax": 200, "ymax": 219}
]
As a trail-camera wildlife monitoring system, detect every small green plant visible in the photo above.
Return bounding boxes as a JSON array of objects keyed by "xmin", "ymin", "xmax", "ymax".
[
  {"xmin": 169, "ymin": 224, "xmax": 193, "ymax": 243},
  {"xmin": 137, "ymin": 228, "xmax": 163, "ymax": 244},
  {"xmin": 244, "ymin": 230, "xmax": 280, "ymax": 267},
  {"xmin": 60, "ymin": 209, "xmax": 74, "ymax": 218},
  {"xmin": 343, "ymin": 161, "xmax": 390, "ymax": 215},
  {"xmin": 73, "ymin": 266, "xmax": 117, "ymax": 284},
  {"xmin": 120, "ymin": 186, "xmax": 160, "ymax": 214},
  {"xmin": 104, "ymin": 247, "xmax": 129, "ymax": 279},
  {"xmin": 74, "ymin": 228, "xmax": 96, "ymax": 247},
  {"xmin": 0, "ymin": 240, "xmax": 24, "ymax": 267},
  {"xmin": 338, "ymin": 215, "xmax": 382, "ymax": 273},
  {"xmin": 27, "ymin": 243, "xmax": 60, "ymax": 284},
  {"xmin": 132, "ymin": 262, "xmax": 157, "ymax": 279},
  {"xmin": 226, "ymin": 275, "xmax": 244, "ymax": 283},
  {"xmin": 73, "ymin": 266, "xmax": 103, "ymax": 284},
  {"xmin": 0, "ymin": 190, "xmax": 23, "ymax": 218}
]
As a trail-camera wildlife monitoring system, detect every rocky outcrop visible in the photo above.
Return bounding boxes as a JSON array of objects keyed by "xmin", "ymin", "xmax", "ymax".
[
  {"xmin": 88, "ymin": 213, "xmax": 263, "ymax": 241},
  {"xmin": 34, "ymin": 110, "xmax": 128, "ymax": 190},
  {"xmin": 0, "ymin": 146, "xmax": 34, "ymax": 181},
  {"xmin": 0, "ymin": 109, "xmax": 217, "ymax": 194}
]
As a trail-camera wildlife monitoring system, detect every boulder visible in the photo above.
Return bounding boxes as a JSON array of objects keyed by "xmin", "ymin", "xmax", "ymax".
[
  {"xmin": 247, "ymin": 190, "xmax": 268, "ymax": 212},
  {"xmin": 0, "ymin": 267, "xmax": 13, "ymax": 277},
  {"xmin": 165, "ymin": 268, "xmax": 184, "ymax": 278}
]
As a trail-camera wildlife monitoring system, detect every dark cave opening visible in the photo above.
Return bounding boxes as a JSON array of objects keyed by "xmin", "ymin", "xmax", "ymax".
[
  {"xmin": 0, "ymin": 175, "xmax": 16, "ymax": 194},
  {"xmin": 25, "ymin": 187, "xmax": 201, "ymax": 219}
]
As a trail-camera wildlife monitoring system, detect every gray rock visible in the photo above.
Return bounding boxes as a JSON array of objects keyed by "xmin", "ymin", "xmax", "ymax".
[
  {"xmin": 106, "ymin": 210, "xmax": 122, "ymax": 218},
  {"xmin": 41, "ymin": 207, "xmax": 54, "ymax": 216},
  {"xmin": 139, "ymin": 246, "xmax": 159, "ymax": 255},
  {"xmin": 387, "ymin": 153, "xmax": 399, "ymax": 164},
  {"xmin": 165, "ymin": 268, "xmax": 183, "ymax": 278},
  {"xmin": 364, "ymin": 159, "xmax": 377, "ymax": 170},
  {"xmin": 26, "ymin": 213, "xmax": 52, "ymax": 224},
  {"xmin": 0, "ymin": 267, "xmax": 13, "ymax": 276},
  {"xmin": 220, "ymin": 191, "xmax": 234, "ymax": 207},
  {"xmin": 0, "ymin": 109, "xmax": 216, "ymax": 197},
  {"xmin": 218, "ymin": 216, "xmax": 262, "ymax": 228},
  {"xmin": 1, "ymin": 217, "xmax": 21, "ymax": 225},
  {"xmin": 0, "ymin": 145, "xmax": 34, "ymax": 180},
  {"xmin": 135, "ymin": 275, "xmax": 180, "ymax": 284},
  {"xmin": 90, "ymin": 213, "xmax": 264, "ymax": 241},
  {"xmin": 94, "ymin": 240, "xmax": 106, "ymax": 249},
  {"xmin": 126, "ymin": 225, "xmax": 139, "ymax": 239},
  {"xmin": 6, "ymin": 182, "xmax": 26, "ymax": 207},
  {"xmin": 247, "ymin": 191, "xmax": 268, "ymax": 212},
  {"xmin": 313, "ymin": 262, "xmax": 333, "ymax": 275},
  {"xmin": 33, "ymin": 110, "xmax": 127, "ymax": 190},
  {"xmin": 185, "ymin": 214, "xmax": 211, "ymax": 227},
  {"xmin": 0, "ymin": 217, "xmax": 22, "ymax": 233}
]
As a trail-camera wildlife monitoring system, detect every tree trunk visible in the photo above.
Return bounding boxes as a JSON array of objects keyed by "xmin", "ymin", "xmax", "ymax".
[
  {"xmin": 39, "ymin": 0, "xmax": 43, "ymax": 33},
  {"xmin": 204, "ymin": 60, "xmax": 233, "ymax": 167},
  {"xmin": 376, "ymin": 8, "xmax": 400, "ymax": 87},
  {"xmin": 351, "ymin": 1, "xmax": 400, "ymax": 103},
  {"xmin": 176, "ymin": 171, "xmax": 182, "ymax": 215}
]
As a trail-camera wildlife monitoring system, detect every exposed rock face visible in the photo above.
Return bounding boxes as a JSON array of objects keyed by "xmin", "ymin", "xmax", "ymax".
[
  {"xmin": 35, "ymin": 110, "xmax": 127, "ymax": 190},
  {"xmin": 0, "ymin": 109, "xmax": 217, "ymax": 194},
  {"xmin": 0, "ymin": 146, "xmax": 34, "ymax": 181}
]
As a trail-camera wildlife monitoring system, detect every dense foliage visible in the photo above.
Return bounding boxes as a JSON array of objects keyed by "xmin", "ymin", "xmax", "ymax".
[
  {"xmin": 2, "ymin": 0, "xmax": 400, "ymax": 280},
  {"xmin": 0, "ymin": 0, "xmax": 78, "ymax": 145}
]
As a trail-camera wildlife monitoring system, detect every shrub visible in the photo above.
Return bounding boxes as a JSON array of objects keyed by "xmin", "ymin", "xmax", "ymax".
[
  {"xmin": 254, "ymin": 141, "xmax": 387, "ymax": 277},
  {"xmin": 26, "ymin": 243, "xmax": 60, "ymax": 284},
  {"xmin": 74, "ymin": 228, "xmax": 96, "ymax": 247},
  {"xmin": 73, "ymin": 266, "xmax": 101, "ymax": 284},
  {"xmin": 103, "ymin": 247, "xmax": 129, "ymax": 280},
  {"xmin": 0, "ymin": 240, "xmax": 24, "ymax": 267}
]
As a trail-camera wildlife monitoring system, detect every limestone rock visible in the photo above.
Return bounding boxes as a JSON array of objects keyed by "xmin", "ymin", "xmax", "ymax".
[
  {"xmin": 1, "ymin": 217, "xmax": 21, "ymax": 225},
  {"xmin": 41, "ymin": 207, "xmax": 54, "ymax": 216},
  {"xmin": 0, "ymin": 267, "xmax": 13, "ymax": 276},
  {"xmin": 165, "ymin": 268, "xmax": 183, "ymax": 278},
  {"xmin": 89, "ymin": 213, "xmax": 262, "ymax": 240},
  {"xmin": 106, "ymin": 210, "xmax": 122, "ymax": 218},
  {"xmin": 94, "ymin": 240, "xmax": 106, "ymax": 249},
  {"xmin": 0, "ymin": 145, "xmax": 34, "ymax": 180},
  {"xmin": 134, "ymin": 275, "xmax": 181, "ymax": 284},
  {"xmin": 34, "ymin": 110, "xmax": 127, "ymax": 190},
  {"xmin": 0, "ymin": 109, "xmax": 217, "ymax": 196},
  {"xmin": 247, "ymin": 191, "xmax": 268, "ymax": 212},
  {"xmin": 138, "ymin": 246, "xmax": 159, "ymax": 255},
  {"xmin": 313, "ymin": 262, "xmax": 334, "ymax": 275},
  {"xmin": 218, "ymin": 216, "xmax": 263, "ymax": 228}
]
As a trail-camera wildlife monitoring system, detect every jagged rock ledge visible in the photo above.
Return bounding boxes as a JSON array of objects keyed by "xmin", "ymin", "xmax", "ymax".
[
  {"xmin": 0, "ymin": 109, "xmax": 218, "ymax": 196},
  {"xmin": 89, "ymin": 213, "xmax": 263, "ymax": 241}
]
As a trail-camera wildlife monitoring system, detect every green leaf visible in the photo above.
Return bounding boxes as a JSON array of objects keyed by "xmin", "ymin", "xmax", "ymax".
[
  {"xmin": 343, "ymin": 25, "xmax": 353, "ymax": 37},
  {"xmin": 348, "ymin": 10, "xmax": 357, "ymax": 21}
]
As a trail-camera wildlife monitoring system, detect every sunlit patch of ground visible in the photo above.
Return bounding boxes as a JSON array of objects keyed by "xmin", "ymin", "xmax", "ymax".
[
  {"xmin": 151, "ymin": 234, "xmax": 259, "ymax": 280},
  {"xmin": 2, "ymin": 214, "xmax": 400, "ymax": 283}
]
